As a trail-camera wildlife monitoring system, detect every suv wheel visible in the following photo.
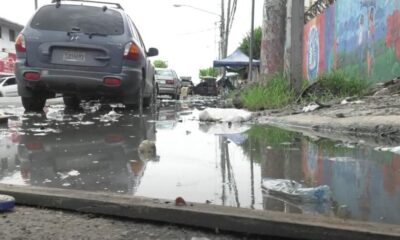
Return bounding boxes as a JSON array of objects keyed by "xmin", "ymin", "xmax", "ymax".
[
  {"xmin": 63, "ymin": 95, "xmax": 81, "ymax": 109},
  {"xmin": 21, "ymin": 95, "xmax": 46, "ymax": 112}
]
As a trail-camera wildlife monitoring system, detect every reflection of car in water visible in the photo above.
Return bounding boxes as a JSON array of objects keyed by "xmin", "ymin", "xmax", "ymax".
[
  {"xmin": 155, "ymin": 101, "xmax": 180, "ymax": 129},
  {"xmin": 16, "ymin": 109, "xmax": 156, "ymax": 194},
  {"xmin": 193, "ymin": 77, "xmax": 218, "ymax": 96}
]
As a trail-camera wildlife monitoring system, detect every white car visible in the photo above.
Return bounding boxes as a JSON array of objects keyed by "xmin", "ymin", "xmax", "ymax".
[{"xmin": 0, "ymin": 76, "xmax": 18, "ymax": 97}]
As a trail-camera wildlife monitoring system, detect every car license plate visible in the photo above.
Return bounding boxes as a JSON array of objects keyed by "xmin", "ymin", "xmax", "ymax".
[
  {"xmin": 159, "ymin": 80, "xmax": 166, "ymax": 84},
  {"xmin": 63, "ymin": 51, "xmax": 86, "ymax": 62}
]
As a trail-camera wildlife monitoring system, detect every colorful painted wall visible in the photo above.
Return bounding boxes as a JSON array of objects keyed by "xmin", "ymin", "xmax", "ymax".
[
  {"xmin": 303, "ymin": 0, "xmax": 400, "ymax": 83},
  {"xmin": 0, "ymin": 52, "xmax": 16, "ymax": 74}
]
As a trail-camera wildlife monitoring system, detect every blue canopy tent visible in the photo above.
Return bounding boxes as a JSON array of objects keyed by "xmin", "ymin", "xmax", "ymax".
[{"xmin": 213, "ymin": 49, "xmax": 260, "ymax": 68}]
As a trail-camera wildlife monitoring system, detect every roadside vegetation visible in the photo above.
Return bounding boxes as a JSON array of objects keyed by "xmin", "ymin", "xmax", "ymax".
[
  {"xmin": 199, "ymin": 67, "xmax": 219, "ymax": 78},
  {"xmin": 153, "ymin": 60, "xmax": 168, "ymax": 68},
  {"xmin": 237, "ymin": 70, "xmax": 370, "ymax": 111},
  {"xmin": 301, "ymin": 70, "xmax": 369, "ymax": 102},
  {"xmin": 240, "ymin": 73, "xmax": 295, "ymax": 110}
]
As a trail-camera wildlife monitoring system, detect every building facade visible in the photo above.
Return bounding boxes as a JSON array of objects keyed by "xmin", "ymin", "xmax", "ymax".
[{"xmin": 0, "ymin": 17, "xmax": 23, "ymax": 76}]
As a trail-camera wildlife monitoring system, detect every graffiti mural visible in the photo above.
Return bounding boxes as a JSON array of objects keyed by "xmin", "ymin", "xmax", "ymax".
[
  {"xmin": 303, "ymin": 0, "xmax": 400, "ymax": 83},
  {"xmin": 0, "ymin": 53, "xmax": 16, "ymax": 74}
]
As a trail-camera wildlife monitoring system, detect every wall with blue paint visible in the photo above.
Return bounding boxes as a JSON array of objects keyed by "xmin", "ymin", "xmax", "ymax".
[{"xmin": 303, "ymin": 0, "xmax": 400, "ymax": 83}]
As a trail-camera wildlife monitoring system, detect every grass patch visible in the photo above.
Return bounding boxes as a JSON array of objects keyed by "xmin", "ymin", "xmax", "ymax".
[
  {"xmin": 240, "ymin": 73, "xmax": 295, "ymax": 110},
  {"xmin": 237, "ymin": 70, "xmax": 369, "ymax": 110},
  {"xmin": 302, "ymin": 70, "xmax": 370, "ymax": 102}
]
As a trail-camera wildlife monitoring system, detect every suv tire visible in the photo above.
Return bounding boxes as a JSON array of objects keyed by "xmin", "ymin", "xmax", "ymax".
[
  {"xmin": 63, "ymin": 95, "xmax": 81, "ymax": 109},
  {"xmin": 21, "ymin": 95, "xmax": 46, "ymax": 112}
]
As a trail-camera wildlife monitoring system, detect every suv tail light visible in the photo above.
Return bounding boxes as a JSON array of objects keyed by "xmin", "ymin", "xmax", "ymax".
[
  {"xmin": 15, "ymin": 34, "xmax": 26, "ymax": 52},
  {"xmin": 124, "ymin": 42, "xmax": 140, "ymax": 60},
  {"xmin": 23, "ymin": 72, "xmax": 41, "ymax": 81},
  {"xmin": 103, "ymin": 77, "xmax": 121, "ymax": 86}
]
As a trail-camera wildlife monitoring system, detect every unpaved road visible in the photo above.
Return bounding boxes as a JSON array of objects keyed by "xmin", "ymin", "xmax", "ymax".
[{"xmin": 0, "ymin": 206, "xmax": 259, "ymax": 240}]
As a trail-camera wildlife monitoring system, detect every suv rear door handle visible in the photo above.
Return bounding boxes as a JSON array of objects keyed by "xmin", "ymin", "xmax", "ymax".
[{"xmin": 95, "ymin": 56, "xmax": 111, "ymax": 61}]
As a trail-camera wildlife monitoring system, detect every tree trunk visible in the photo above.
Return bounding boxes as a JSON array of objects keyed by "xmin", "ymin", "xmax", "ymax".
[{"xmin": 260, "ymin": 0, "xmax": 287, "ymax": 79}]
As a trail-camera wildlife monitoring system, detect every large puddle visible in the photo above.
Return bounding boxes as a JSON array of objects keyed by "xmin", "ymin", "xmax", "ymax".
[{"xmin": 0, "ymin": 98, "xmax": 399, "ymax": 225}]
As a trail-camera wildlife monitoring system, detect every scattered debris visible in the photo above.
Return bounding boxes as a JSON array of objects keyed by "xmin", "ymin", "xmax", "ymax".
[
  {"xmin": 375, "ymin": 146, "xmax": 400, "ymax": 154},
  {"xmin": 57, "ymin": 170, "xmax": 81, "ymax": 180},
  {"xmin": 138, "ymin": 140, "xmax": 157, "ymax": 161},
  {"xmin": 262, "ymin": 179, "xmax": 331, "ymax": 203},
  {"xmin": 302, "ymin": 101, "xmax": 331, "ymax": 113},
  {"xmin": 175, "ymin": 197, "xmax": 187, "ymax": 206},
  {"xmin": 341, "ymin": 97, "xmax": 365, "ymax": 105},
  {"xmin": 199, "ymin": 108, "xmax": 252, "ymax": 122},
  {"xmin": 336, "ymin": 113, "xmax": 345, "ymax": 118},
  {"xmin": 0, "ymin": 194, "xmax": 15, "ymax": 211}
]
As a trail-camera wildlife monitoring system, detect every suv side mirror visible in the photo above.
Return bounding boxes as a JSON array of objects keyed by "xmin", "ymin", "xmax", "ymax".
[{"xmin": 147, "ymin": 48, "xmax": 159, "ymax": 57}]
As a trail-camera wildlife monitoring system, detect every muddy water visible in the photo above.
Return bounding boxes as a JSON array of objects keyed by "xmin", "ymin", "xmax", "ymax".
[{"xmin": 0, "ymin": 98, "xmax": 399, "ymax": 225}]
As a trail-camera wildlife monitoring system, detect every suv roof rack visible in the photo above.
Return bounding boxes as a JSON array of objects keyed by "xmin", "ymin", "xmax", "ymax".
[{"xmin": 51, "ymin": 0, "xmax": 124, "ymax": 10}]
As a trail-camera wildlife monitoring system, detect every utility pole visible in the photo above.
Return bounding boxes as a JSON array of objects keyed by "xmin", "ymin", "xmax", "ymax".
[
  {"xmin": 220, "ymin": 0, "xmax": 226, "ymax": 60},
  {"xmin": 224, "ymin": 0, "xmax": 231, "ymax": 58},
  {"xmin": 248, "ymin": 0, "xmax": 255, "ymax": 82},
  {"xmin": 284, "ymin": 0, "xmax": 304, "ymax": 93},
  {"xmin": 260, "ymin": 0, "xmax": 287, "ymax": 79},
  {"xmin": 35, "ymin": 0, "xmax": 38, "ymax": 10}
]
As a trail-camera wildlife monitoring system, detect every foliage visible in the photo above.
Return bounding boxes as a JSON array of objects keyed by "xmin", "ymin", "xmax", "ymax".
[
  {"xmin": 303, "ymin": 70, "xmax": 369, "ymax": 102},
  {"xmin": 241, "ymin": 73, "xmax": 295, "ymax": 110},
  {"xmin": 239, "ymin": 26, "xmax": 262, "ymax": 60},
  {"xmin": 199, "ymin": 67, "xmax": 219, "ymax": 78},
  {"xmin": 153, "ymin": 60, "xmax": 168, "ymax": 68}
]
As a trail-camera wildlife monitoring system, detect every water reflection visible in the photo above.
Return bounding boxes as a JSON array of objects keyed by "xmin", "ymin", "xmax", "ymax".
[
  {"xmin": 0, "ymin": 99, "xmax": 399, "ymax": 225},
  {"xmin": 4, "ymin": 107, "xmax": 156, "ymax": 194},
  {"xmin": 244, "ymin": 125, "xmax": 400, "ymax": 224}
]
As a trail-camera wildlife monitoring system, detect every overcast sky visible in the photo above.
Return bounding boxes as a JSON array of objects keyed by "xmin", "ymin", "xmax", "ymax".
[{"xmin": 0, "ymin": 0, "xmax": 263, "ymax": 82}]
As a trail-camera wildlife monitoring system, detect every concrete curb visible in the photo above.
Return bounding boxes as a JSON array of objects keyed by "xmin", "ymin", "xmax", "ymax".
[{"xmin": 0, "ymin": 184, "xmax": 399, "ymax": 239}]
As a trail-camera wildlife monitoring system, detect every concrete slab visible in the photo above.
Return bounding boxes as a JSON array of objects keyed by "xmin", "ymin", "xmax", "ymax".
[{"xmin": 0, "ymin": 184, "xmax": 399, "ymax": 240}]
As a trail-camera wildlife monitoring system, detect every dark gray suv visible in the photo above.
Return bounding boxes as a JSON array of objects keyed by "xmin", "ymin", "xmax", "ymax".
[{"xmin": 15, "ymin": 0, "xmax": 158, "ymax": 111}]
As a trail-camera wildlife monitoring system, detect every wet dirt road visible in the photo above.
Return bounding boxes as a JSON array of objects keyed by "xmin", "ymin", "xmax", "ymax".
[{"xmin": 0, "ymin": 97, "xmax": 399, "ymax": 226}]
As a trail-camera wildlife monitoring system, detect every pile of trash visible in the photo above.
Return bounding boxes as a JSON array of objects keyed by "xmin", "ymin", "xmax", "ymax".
[{"xmin": 198, "ymin": 108, "xmax": 253, "ymax": 122}]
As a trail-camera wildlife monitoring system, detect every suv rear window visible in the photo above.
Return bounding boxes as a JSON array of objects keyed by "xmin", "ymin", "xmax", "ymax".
[{"xmin": 31, "ymin": 5, "xmax": 124, "ymax": 35}]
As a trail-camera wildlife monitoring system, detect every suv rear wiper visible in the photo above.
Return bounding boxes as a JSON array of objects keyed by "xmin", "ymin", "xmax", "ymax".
[{"xmin": 85, "ymin": 32, "xmax": 108, "ymax": 39}]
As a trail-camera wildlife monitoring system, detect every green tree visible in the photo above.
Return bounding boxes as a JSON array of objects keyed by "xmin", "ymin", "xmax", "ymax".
[
  {"xmin": 239, "ymin": 26, "xmax": 262, "ymax": 60},
  {"xmin": 199, "ymin": 67, "xmax": 219, "ymax": 78},
  {"xmin": 153, "ymin": 60, "xmax": 168, "ymax": 68}
]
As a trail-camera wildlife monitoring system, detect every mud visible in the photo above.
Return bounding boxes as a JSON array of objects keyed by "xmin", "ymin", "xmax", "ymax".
[{"xmin": 259, "ymin": 93, "xmax": 400, "ymax": 141}]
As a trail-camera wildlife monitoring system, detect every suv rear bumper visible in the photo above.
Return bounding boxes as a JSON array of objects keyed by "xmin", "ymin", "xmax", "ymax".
[{"xmin": 15, "ymin": 62, "xmax": 143, "ymax": 104}]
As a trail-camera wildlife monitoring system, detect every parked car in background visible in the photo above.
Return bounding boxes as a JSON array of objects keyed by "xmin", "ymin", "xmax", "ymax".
[
  {"xmin": 193, "ymin": 76, "xmax": 218, "ymax": 96},
  {"xmin": 0, "ymin": 76, "xmax": 18, "ymax": 97},
  {"xmin": 155, "ymin": 68, "xmax": 181, "ymax": 99},
  {"xmin": 180, "ymin": 76, "xmax": 194, "ymax": 95},
  {"xmin": 15, "ymin": 0, "xmax": 158, "ymax": 111}
]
